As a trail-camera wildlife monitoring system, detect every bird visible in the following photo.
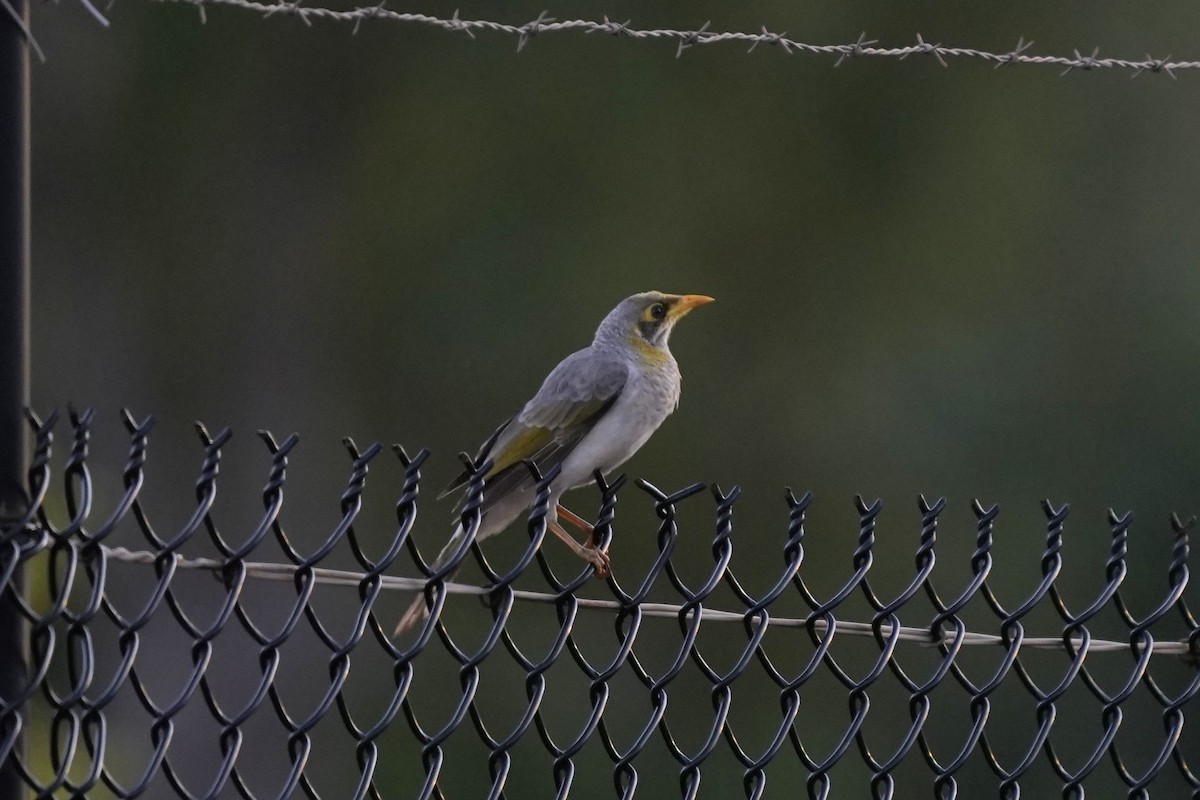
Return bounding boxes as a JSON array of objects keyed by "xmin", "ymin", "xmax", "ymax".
[{"xmin": 393, "ymin": 290, "xmax": 714, "ymax": 635}]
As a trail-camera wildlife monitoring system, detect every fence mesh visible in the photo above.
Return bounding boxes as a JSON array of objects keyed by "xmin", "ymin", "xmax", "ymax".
[{"xmin": 1, "ymin": 408, "xmax": 1198, "ymax": 799}]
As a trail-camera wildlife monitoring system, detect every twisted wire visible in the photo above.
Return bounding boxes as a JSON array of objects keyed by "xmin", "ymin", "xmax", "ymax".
[
  {"xmin": 113, "ymin": 2, "xmax": 1200, "ymax": 79},
  {"xmin": 0, "ymin": 409, "xmax": 1197, "ymax": 799}
]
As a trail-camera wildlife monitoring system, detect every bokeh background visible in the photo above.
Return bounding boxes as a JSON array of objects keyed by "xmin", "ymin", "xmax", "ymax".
[{"xmin": 23, "ymin": 0, "xmax": 1200, "ymax": 797}]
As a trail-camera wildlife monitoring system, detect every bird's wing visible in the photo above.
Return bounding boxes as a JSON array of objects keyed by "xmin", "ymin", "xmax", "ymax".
[{"xmin": 439, "ymin": 349, "xmax": 628, "ymax": 505}]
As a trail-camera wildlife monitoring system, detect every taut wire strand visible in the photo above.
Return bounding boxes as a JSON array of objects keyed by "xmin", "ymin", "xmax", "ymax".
[
  {"xmin": 133, "ymin": 1, "xmax": 1200, "ymax": 78},
  {"xmin": 98, "ymin": 544, "xmax": 1194, "ymax": 656}
]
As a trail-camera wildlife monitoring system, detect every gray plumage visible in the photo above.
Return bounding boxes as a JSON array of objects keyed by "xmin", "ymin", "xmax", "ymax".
[{"xmin": 395, "ymin": 290, "xmax": 712, "ymax": 635}]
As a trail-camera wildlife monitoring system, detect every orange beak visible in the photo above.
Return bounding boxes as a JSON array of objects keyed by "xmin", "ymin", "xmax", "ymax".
[{"xmin": 669, "ymin": 294, "xmax": 716, "ymax": 317}]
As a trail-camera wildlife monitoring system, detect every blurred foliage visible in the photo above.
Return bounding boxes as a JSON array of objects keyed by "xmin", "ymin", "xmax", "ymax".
[{"xmin": 23, "ymin": 0, "xmax": 1200, "ymax": 796}]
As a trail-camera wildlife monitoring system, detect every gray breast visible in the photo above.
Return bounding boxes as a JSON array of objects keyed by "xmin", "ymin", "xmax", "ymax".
[{"xmin": 629, "ymin": 355, "xmax": 682, "ymax": 423}]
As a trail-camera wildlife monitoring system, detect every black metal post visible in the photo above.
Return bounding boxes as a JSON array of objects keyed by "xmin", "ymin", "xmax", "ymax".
[{"xmin": 0, "ymin": 0, "xmax": 31, "ymax": 794}]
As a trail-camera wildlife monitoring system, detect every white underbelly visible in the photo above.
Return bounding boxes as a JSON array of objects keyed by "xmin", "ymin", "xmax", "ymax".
[{"xmin": 556, "ymin": 386, "xmax": 672, "ymax": 489}]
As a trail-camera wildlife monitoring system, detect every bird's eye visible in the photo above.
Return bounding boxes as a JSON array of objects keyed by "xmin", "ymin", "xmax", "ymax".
[{"xmin": 649, "ymin": 303, "xmax": 667, "ymax": 320}]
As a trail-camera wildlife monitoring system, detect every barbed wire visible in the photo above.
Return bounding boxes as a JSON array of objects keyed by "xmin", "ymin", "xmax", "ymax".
[
  {"xmin": 124, "ymin": 2, "xmax": 1200, "ymax": 78},
  {"xmin": 15, "ymin": 0, "xmax": 1198, "ymax": 77},
  {"xmin": 100, "ymin": 544, "xmax": 1195, "ymax": 656}
]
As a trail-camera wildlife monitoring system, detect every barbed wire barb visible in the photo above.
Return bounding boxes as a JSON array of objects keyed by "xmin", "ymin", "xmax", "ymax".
[
  {"xmin": 350, "ymin": 0, "xmax": 383, "ymax": 35},
  {"xmin": 1134, "ymin": 53, "xmax": 1176, "ymax": 79},
  {"xmin": 262, "ymin": 0, "xmax": 309, "ymax": 26},
  {"xmin": 516, "ymin": 9, "xmax": 553, "ymax": 52},
  {"xmin": 901, "ymin": 33, "xmax": 946, "ymax": 67},
  {"xmin": 675, "ymin": 19, "xmax": 709, "ymax": 59},
  {"xmin": 445, "ymin": 7, "xmax": 472, "ymax": 39},
  {"xmin": 1061, "ymin": 45, "xmax": 1101, "ymax": 76},
  {"xmin": 588, "ymin": 15, "xmax": 629, "ymax": 38},
  {"xmin": 995, "ymin": 35, "xmax": 1033, "ymax": 69},
  {"xmin": 746, "ymin": 25, "xmax": 790, "ymax": 55},
  {"xmin": 834, "ymin": 31, "xmax": 878, "ymax": 67}
]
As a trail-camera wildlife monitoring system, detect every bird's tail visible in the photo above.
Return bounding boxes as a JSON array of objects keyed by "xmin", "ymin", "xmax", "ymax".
[{"xmin": 393, "ymin": 525, "xmax": 466, "ymax": 636}]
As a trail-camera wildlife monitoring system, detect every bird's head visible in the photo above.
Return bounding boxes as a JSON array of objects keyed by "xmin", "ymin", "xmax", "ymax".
[{"xmin": 594, "ymin": 290, "xmax": 715, "ymax": 356}]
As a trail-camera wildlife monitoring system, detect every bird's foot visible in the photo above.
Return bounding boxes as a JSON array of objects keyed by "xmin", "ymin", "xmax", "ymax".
[{"xmin": 581, "ymin": 544, "xmax": 610, "ymax": 579}]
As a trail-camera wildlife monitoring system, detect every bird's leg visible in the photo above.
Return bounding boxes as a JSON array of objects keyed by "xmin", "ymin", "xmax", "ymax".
[
  {"xmin": 557, "ymin": 505, "xmax": 610, "ymax": 578},
  {"xmin": 556, "ymin": 505, "xmax": 595, "ymax": 540},
  {"xmin": 548, "ymin": 506, "xmax": 610, "ymax": 579}
]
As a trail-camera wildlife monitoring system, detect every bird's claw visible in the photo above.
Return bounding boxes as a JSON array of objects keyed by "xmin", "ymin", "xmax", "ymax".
[{"xmin": 583, "ymin": 545, "xmax": 610, "ymax": 579}]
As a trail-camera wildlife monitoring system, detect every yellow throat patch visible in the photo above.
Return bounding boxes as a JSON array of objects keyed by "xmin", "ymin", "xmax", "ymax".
[{"xmin": 630, "ymin": 335, "xmax": 670, "ymax": 364}]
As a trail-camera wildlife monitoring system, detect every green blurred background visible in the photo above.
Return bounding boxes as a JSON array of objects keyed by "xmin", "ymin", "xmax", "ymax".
[{"xmin": 23, "ymin": 0, "xmax": 1200, "ymax": 797}]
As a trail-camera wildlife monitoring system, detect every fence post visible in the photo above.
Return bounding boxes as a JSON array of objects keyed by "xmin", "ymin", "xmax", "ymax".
[{"xmin": 0, "ymin": 0, "xmax": 31, "ymax": 794}]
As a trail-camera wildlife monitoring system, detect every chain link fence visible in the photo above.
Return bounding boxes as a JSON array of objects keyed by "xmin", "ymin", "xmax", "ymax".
[{"xmin": 1, "ymin": 408, "xmax": 1198, "ymax": 799}]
